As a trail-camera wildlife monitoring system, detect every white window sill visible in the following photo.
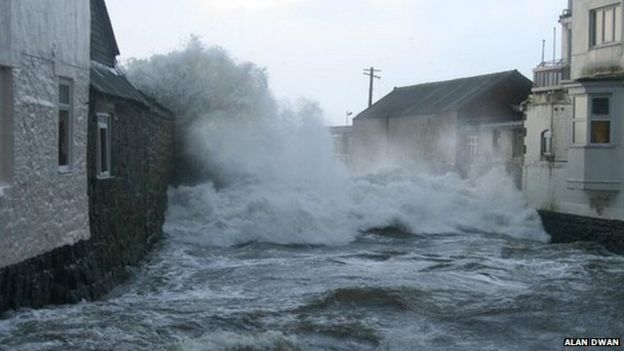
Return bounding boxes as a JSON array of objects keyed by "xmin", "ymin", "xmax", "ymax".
[
  {"xmin": 0, "ymin": 182, "xmax": 11, "ymax": 197},
  {"xmin": 569, "ymin": 144, "xmax": 618, "ymax": 149},
  {"xmin": 589, "ymin": 41, "xmax": 622, "ymax": 51},
  {"xmin": 96, "ymin": 174, "xmax": 114, "ymax": 180},
  {"xmin": 58, "ymin": 166, "xmax": 74, "ymax": 174}
]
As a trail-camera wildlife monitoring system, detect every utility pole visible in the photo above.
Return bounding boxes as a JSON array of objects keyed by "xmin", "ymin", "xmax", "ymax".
[{"xmin": 363, "ymin": 67, "xmax": 381, "ymax": 107}]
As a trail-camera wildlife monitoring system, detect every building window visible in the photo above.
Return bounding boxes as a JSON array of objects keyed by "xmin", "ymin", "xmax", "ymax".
[
  {"xmin": 466, "ymin": 135, "xmax": 479, "ymax": 164},
  {"xmin": 572, "ymin": 96, "xmax": 588, "ymax": 145},
  {"xmin": 0, "ymin": 67, "xmax": 12, "ymax": 184},
  {"xmin": 541, "ymin": 130, "xmax": 552, "ymax": 156},
  {"xmin": 590, "ymin": 97, "xmax": 611, "ymax": 144},
  {"xmin": 590, "ymin": 4, "xmax": 622, "ymax": 47},
  {"xmin": 512, "ymin": 128, "xmax": 525, "ymax": 157},
  {"xmin": 492, "ymin": 129, "xmax": 501, "ymax": 151},
  {"xmin": 96, "ymin": 113, "xmax": 111, "ymax": 178},
  {"xmin": 58, "ymin": 79, "xmax": 73, "ymax": 171}
]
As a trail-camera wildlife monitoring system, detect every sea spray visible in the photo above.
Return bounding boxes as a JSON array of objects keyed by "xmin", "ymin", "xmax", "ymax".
[{"xmin": 126, "ymin": 37, "xmax": 548, "ymax": 247}]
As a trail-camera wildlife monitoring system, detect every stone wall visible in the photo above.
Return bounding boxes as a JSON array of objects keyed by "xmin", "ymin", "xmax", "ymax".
[
  {"xmin": 539, "ymin": 210, "xmax": 624, "ymax": 254},
  {"xmin": 0, "ymin": 54, "xmax": 90, "ymax": 269},
  {"xmin": 0, "ymin": 91, "xmax": 174, "ymax": 312}
]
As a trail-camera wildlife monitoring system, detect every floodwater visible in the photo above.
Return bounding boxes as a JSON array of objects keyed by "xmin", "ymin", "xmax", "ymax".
[
  {"xmin": 1, "ymin": 169, "xmax": 624, "ymax": 350},
  {"xmin": 1, "ymin": 228, "xmax": 623, "ymax": 350}
]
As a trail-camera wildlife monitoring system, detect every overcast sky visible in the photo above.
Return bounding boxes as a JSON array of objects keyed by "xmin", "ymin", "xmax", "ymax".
[{"xmin": 106, "ymin": 0, "xmax": 568, "ymax": 126}]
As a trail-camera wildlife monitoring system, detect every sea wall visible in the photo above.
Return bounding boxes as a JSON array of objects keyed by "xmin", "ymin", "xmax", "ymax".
[
  {"xmin": 539, "ymin": 210, "xmax": 624, "ymax": 254},
  {"xmin": 0, "ymin": 91, "xmax": 174, "ymax": 312}
]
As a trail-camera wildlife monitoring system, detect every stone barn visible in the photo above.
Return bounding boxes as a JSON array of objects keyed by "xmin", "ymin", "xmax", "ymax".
[{"xmin": 352, "ymin": 70, "xmax": 532, "ymax": 183}]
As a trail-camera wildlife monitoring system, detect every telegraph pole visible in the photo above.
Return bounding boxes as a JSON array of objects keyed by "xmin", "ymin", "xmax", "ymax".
[{"xmin": 363, "ymin": 67, "xmax": 381, "ymax": 107}]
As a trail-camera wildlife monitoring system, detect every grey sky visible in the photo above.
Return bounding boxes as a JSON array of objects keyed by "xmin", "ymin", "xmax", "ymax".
[{"xmin": 106, "ymin": 0, "xmax": 567, "ymax": 126}]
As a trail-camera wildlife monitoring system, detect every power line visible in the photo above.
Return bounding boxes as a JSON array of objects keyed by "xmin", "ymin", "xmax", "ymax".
[{"xmin": 363, "ymin": 67, "xmax": 381, "ymax": 107}]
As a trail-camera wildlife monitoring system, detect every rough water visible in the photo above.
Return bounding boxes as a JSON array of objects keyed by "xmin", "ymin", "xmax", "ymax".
[
  {"xmin": 3, "ymin": 42, "xmax": 623, "ymax": 350},
  {"xmin": 1, "ymin": 170, "xmax": 624, "ymax": 351}
]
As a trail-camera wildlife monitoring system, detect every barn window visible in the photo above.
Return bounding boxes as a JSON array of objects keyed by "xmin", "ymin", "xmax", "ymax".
[
  {"xmin": 466, "ymin": 135, "xmax": 480, "ymax": 163},
  {"xmin": 96, "ymin": 113, "xmax": 112, "ymax": 178},
  {"xmin": 58, "ymin": 79, "xmax": 73, "ymax": 171},
  {"xmin": 492, "ymin": 129, "xmax": 501, "ymax": 151}
]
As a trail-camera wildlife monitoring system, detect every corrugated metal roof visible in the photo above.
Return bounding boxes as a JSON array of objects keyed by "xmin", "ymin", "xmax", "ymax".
[{"xmin": 355, "ymin": 70, "xmax": 531, "ymax": 119}]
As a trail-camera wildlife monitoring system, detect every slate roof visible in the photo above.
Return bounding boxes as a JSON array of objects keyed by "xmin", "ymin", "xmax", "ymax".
[
  {"xmin": 91, "ymin": 0, "xmax": 120, "ymax": 67},
  {"xmin": 355, "ymin": 70, "xmax": 531, "ymax": 120},
  {"xmin": 90, "ymin": 63, "xmax": 174, "ymax": 119},
  {"xmin": 90, "ymin": 64, "xmax": 146, "ymax": 104}
]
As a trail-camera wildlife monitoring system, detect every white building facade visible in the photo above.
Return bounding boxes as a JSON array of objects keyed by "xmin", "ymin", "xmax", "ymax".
[
  {"xmin": 525, "ymin": 0, "xmax": 624, "ymax": 220},
  {"xmin": 0, "ymin": 0, "xmax": 91, "ymax": 268}
]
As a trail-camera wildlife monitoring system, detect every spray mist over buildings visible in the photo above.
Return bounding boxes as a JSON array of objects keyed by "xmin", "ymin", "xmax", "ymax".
[{"xmin": 125, "ymin": 37, "xmax": 548, "ymax": 247}]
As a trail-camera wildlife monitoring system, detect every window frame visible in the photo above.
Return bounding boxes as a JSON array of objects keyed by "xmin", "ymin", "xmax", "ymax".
[
  {"xmin": 0, "ymin": 66, "xmax": 13, "ymax": 186},
  {"xmin": 96, "ymin": 113, "xmax": 112, "ymax": 179},
  {"xmin": 58, "ymin": 78, "xmax": 74, "ymax": 172},
  {"xmin": 541, "ymin": 129, "xmax": 553, "ymax": 157},
  {"xmin": 590, "ymin": 3, "xmax": 622, "ymax": 48},
  {"xmin": 589, "ymin": 95, "xmax": 612, "ymax": 145},
  {"xmin": 572, "ymin": 96, "xmax": 588, "ymax": 145},
  {"xmin": 466, "ymin": 135, "xmax": 480, "ymax": 164}
]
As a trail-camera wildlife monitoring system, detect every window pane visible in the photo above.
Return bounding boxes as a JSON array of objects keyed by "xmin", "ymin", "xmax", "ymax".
[
  {"xmin": 605, "ymin": 7, "xmax": 614, "ymax": 42},
  {"xmin": 58, "ymin": 110, "xmax": 69, "ymax": 166},
  {"xmin": 0, "ymin": 69, "xmax": 4, "ymax": 176},
  {"xmin": 59, "ymin": 83, "xmax": 70, "ymax": 105},
  {"xmin": 99, "ymin": 127, "xmax": 108, "ymax": 173},
  {"xmin": 573, "ymin": 121, "xmax": 587, "ymax": 144},
  {"xmin": 592, "ymin": 97, "xmax": 610, "ymax": 115},
  {"xmin": 597, "ymin": 9, "xmax": 605, "ymax": 44},
  {"xmin": 616, "ymin": 5, "xmax": 622, "ymax": 41},
  {"xmin": 574, "ymin": 96, "xmax": 588, "ymax": 118},
  {"xmin": 591, "ymin": 121, "xmax": 611, "ymax": 143}
]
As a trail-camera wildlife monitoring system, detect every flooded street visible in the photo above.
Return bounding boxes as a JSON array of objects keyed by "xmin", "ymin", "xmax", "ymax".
[{"xmin": 2, "ymin": 226, "xmax": 623, "ymax": 350}]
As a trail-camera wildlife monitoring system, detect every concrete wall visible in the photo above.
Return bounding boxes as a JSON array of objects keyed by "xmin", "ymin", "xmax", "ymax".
[
  {"xmin": 569, "ymin": 0, "xmax": 624, "ymax": 79},
  {"xmin": 524, "ymin": 92, "xmax": 575, "ymax": 212},
  {"xmin": 0, "ymin": 0, "xmax": 91, "ymax": 268}
]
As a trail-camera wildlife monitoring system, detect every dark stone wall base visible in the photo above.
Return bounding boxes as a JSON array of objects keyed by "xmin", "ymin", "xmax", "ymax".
[
  {"xmin": 0, "ymin": 233, "xmax": 160, "ymax": 313},
  {"xmin": 539, "ymin": 210, "xmax": 624, "ymax": 254},
  {"xmin": 0, "ymin": 92, "xmax": 173, "ymax": 314}
]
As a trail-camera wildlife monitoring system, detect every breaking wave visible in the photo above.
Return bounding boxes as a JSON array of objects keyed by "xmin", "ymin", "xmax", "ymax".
[
  {"xmin": 164, "ymin": 167, "xmax": 548, "ymax": 246},
  {"xmin": 126, "ymin": 37, "xmax": 548, "ymax": 247}
]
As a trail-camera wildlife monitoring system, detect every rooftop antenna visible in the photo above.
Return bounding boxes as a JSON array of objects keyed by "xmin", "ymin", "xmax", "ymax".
[
  {"xmin": 346, "ymin": 111, "xmax": 353, "ymax": 126},
  {"xmin": 541, "ymin": 39, "xmax": 546, "ymax": 64},
  {"xmin": 553, "ymin": 26, "xmax": 557, "ymax": 62}
]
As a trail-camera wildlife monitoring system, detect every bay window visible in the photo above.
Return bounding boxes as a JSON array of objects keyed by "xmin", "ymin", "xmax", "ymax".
[{"xmin": 590, "ymin": 97, "xmax": 611, "ymax": 144}]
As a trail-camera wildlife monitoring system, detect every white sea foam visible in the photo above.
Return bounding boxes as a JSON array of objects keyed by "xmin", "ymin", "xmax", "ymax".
[{"xmin": 127, "ymin": 37, "xmax": 548, "ymax": 247}]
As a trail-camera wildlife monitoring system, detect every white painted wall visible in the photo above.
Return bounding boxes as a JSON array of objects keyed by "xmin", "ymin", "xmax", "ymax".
[
  {"xmin": 569, "ymin": 0, "xmax": 624, "ymax": 79},
  {"xmin": 0, "ymin": 0, "xmax": 91, "ymax": 268},
  {"xmin": 524, "ymin": 0, "xmax": 624, "ymax": 221}
]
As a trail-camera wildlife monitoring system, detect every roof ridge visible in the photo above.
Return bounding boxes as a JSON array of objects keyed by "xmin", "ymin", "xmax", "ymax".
[{"xmin": 395, "ymin": 70, "xmax": 518, "ymax": 91}]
